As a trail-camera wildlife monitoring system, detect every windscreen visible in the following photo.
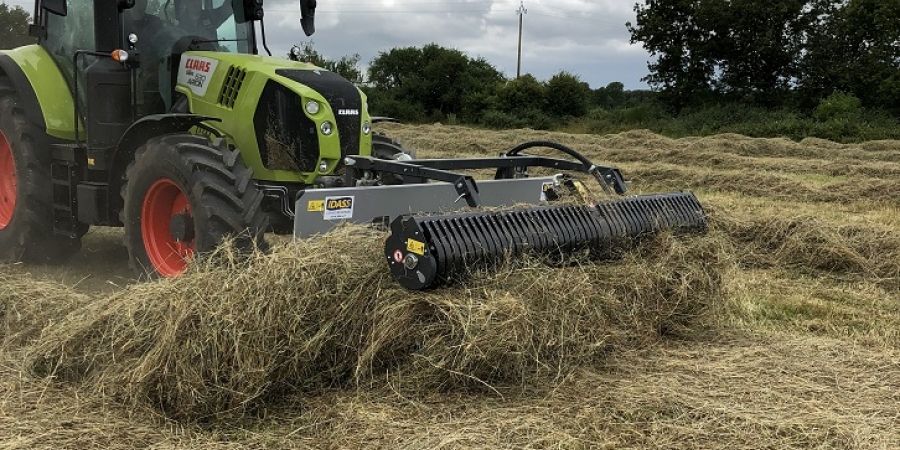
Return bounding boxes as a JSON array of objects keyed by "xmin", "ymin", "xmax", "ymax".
[{"xmin": 128, "ymin": 0, "xmax": 254, "ymax": 54}]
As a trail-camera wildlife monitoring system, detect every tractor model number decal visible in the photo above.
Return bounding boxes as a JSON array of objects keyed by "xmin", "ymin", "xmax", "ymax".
[
  {"xmin": 177, "ymin": 56, "xmax": 219, "ymax": 97},
  {"xmin": 323, "ymin": 196, "xmax": 354, "ymax": 220}
]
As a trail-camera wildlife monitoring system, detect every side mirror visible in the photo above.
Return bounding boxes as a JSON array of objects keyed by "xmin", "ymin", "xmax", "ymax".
[
  {"xmin": 42, "ymin": 0, "xmax": 67, "ymax": 16},
  {"xmin": 235, "ymin": 0, "xmax": 264, "ymax": 23},
  {"xmin": 299, "ymin": 0, "xmax": 316, "ymax": 36}
]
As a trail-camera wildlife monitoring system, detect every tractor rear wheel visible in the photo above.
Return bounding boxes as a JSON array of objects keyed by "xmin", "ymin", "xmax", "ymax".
[
  {"xmin": 0, "ymin": 85, "xmax": 82, "ymax": 263},
  {"xmin": 121, "ymin": 134, "xmax": 268, "ymax": 277}
]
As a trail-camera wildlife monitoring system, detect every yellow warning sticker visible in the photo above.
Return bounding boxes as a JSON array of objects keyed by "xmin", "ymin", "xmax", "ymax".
[
  {"xmin": 307, "ymin": 200, "xmax": 325, "ymax": 212},
  {"xmin": 407, "ymin": 239, "xmax": 426, "ymax": 255}
]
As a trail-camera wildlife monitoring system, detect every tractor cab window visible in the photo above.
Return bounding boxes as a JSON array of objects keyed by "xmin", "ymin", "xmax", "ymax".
[
  {"xmin": 136, "ymin": 0, "xmax": 251, "ymax": 48},
  {"xmin": 43, "ymin": 0, "xmax": 95, "ymax": 94},
  {"xmin": 125, "ymin": 0, "xmax": 253, "ymax": 114}
]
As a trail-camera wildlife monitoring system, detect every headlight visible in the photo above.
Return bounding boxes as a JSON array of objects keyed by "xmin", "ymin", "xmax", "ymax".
[
  {"xmin": 305, "ymin": 100, "xmax": 320, "ymax": 115},
  {"xmin": 321, "ymin": 121, "xmax": 333, "ymax": 135},
  {"xmin": 362, "ymin": 122, "xmax": 371, "ymax": 135}
]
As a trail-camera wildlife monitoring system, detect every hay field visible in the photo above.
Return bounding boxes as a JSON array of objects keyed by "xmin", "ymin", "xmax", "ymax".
[{"xmin": 1, "ymin": 124, "xmax": 898, "ymax": 449}]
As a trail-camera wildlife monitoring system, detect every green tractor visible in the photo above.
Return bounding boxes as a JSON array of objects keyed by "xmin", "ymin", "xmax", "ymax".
[{"xmin": 0, "ymin": 0, "xmax": 707, "ymax": 288}]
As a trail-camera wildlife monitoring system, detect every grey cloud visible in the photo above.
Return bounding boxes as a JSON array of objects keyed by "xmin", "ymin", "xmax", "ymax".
[
  {"xmin": 11, "ymin": 0, "xmax": 651, "ymax": 89},
  {"xmin": 260, "ymin": 0, "xmax": 651, "ymax": 89}
]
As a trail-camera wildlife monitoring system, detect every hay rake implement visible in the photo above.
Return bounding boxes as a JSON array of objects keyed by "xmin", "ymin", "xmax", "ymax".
[
  {"xmin": 293, "ymin": 142, "xmax": 708, "ymax": 290},
  {"xmin": 1, "ymin": 0, "xmax": 704, "ymax": 285}
]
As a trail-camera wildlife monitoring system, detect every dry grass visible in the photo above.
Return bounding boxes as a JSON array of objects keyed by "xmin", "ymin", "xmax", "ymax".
[
  {"xmin": 628, "ymin": 164, "xmax": 900, "ymax": 205},
  {"xmin": 711, "ymin": 213, "xmax": 900, "ymax": 289},
  {"xmin": 0, "ymin": 271, "xmax": 90, "ymax": 348},
  {"xmin": 382, "ymin": 124, "xmax": 900, "ymax": 164},
  {"xmin": 23, "ymin": 229, "xmax": 726, "ymax": 421},
  {"xmin": 1, "ymin": 126, "xmax": 898, "ymax": 448},
  {"xmin": 4, "ymin": 337, "xmax": 896, "ymax": 449}
]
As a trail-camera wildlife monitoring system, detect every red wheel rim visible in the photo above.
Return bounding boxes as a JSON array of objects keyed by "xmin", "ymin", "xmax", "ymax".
[
  {"xmin": 0, "ymin": 131, "xmax": 16, "ymax": 230},
  {"xmin": 141, "ymin": 178, "xmax": 195, "ymax": 276}
]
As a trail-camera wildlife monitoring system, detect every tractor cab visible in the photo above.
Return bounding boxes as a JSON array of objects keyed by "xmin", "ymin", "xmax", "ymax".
[
  {"xmin": 123, "ymin": 0, "xmax": 257, "ymax": 113},
  {"xmin": 36, "ymin": 0, "xmax": 259, "ymax": 129}
]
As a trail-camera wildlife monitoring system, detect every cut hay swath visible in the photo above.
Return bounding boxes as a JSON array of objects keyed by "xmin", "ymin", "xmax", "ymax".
[
  {"xmin": 0, "ymin": 272, "xmax": 90, "ymax": 348},
  {"xmin": 13, "ymin": 210, "xmax": 899, "ymax": 421},
  {"xmin": 24, "ymin": 227, "xmax": 728, "ymax": 420},
  {"xmin": 712, "ymin": 213, "xmax": 900, "ymax": 289}
]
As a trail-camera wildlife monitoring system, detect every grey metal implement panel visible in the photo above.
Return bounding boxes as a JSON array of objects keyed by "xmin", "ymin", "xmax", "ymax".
[{"xmin": 294, "ymin": 177, "xmax": 558, "ymax": 237}]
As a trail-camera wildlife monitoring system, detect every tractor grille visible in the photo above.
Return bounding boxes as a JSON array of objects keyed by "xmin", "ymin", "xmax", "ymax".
[
  {"xmin": 275, "ymin": 69, "xmax": 363, "ymax": 158},
  {"xmin": 253, "ymin": 81, "xmax": 318, "ymax": 173},
  {"xmin": 218, "ymin": 66, "xmax": 246, "ymax": 108}
]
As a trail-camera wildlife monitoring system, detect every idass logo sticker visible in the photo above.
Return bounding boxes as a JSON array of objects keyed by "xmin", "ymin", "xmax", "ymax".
[
  {"xmin": 177, "ymin": 55, "xmax": 219, "ymax": 96},
  {"xmin": 323, "ymin": 196, "xmax": 354, "ymax": 220}
]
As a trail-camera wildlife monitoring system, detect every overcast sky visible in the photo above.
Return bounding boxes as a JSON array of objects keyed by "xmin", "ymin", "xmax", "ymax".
[{"xmin": 7, "ymin": 0, "xmax": 652, "ymax": 89}]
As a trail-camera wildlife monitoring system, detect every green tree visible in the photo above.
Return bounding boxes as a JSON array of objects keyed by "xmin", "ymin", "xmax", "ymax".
[
  {"xmin": 594, "ymin": 82, "xmax": 626, "ymax": 109},
  {"xmin": 544, "ymin": 71, "xmax": 590, "ymax": 117},
  {"xmin": 626, "ymin": 0, "xmax": 720, "ymax": 107},
  {"xmin": 367, "ymin": 44, "xmax": 503, "ymax": 121},
  {"xmin": 712, "ymin": 0, "xmax": 811, "ymax": 104},
  {"xmin": 800, "ymin": 0, "xmax": 900, "ymax": 112},
  {"xmin": 627, "ymin": 0, "xmax": 811, "ymax": 105},
  {"xmin": 628, "ymin": 0, "xmax": 899, "ymax": 111},
  {"xmin": 289, "ymin": 42, "xmax": 363, "ymax": 84},
  {"xmin": 0, "ymin": 4, "xmax": 35, "ymax": 50},
  {"xmin": 496, "ymin": 74, "xmax": 546, "ymax": 113}
]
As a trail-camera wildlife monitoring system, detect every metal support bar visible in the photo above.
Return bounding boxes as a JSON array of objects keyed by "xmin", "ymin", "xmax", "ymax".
[
  {"xmin": 344, "ymin": 151, "xmax": 627, "ymax": 206},
  {"xmin": 344, "ymin": 156, "xmax": 482, "ymax": 207},
  {"xmin": 294, "ymin": 176, "xmax": 560, "ymax": 237}
]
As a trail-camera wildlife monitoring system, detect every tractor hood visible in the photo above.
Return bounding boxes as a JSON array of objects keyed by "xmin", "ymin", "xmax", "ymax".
[{"xmin": 174, "ymin": 52, "xmax": 373, "ymax": 185}]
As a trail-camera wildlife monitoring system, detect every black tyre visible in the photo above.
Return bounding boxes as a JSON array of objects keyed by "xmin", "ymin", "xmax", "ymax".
[
  {"xmin": 372, "ymin": 133, "xmax": 416, "ymax": 160},
  {"xmin": 0, "ymin": 82, "xmax": 82, "ymax": 263},
  {"xmin": 372, "ymin": 134, "xmax": 417, "ymax": 185},
  {"xmin": 121, "ymin": 134, "xmax": 268, "ymax": 277}
]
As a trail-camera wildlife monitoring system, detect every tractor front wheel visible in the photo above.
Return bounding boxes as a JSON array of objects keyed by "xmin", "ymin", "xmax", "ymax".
[
  {"xmin": 121, "ymin": 134, "xmax": 268, "ymax": 277},
  {"xmin": 372, "ymin": 134, "xmax": 417, "ymax": 185}
]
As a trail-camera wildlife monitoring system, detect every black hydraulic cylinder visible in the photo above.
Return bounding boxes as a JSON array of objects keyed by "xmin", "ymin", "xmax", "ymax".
[{"xmin": 384, "ymin": 192, "xmax": 707, "ymax": 290}]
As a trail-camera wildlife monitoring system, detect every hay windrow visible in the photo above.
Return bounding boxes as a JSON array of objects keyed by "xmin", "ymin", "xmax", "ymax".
[
  {"xmin": 712, "ymin": 213, "xmax": 900, "ymax": 288},
  {"xmin": 380, "ymin": 123, "xmax": 900, "ymax": 164},
  {"xmin": 25, "ymin": 227, "xmax": 727, "ymax": 420},
  {"xmin": 0, "ymin": 271, "xmax": 91, "ymax": 348},
  {"xmin": 629, "ymin": 165, "xmax": 900, "ymax": 205}
]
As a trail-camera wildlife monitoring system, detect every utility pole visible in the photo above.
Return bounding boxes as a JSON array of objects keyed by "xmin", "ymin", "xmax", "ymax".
[{"xmin": 516, "ymin": 1, "xmax": 527, "ymax": 78}]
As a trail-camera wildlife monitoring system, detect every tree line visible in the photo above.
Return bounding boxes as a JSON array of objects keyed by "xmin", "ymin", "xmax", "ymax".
[
  {"xmin": 299, "ymin": 0, "xmax": 896, "ymax": 141},
  {"xmin": 628, "ymin": 0, "xmax": 898, "ymax": 112},
  {"xmin": 294, "ymin": 42, "xmax": 636, "ymax": 130}
]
